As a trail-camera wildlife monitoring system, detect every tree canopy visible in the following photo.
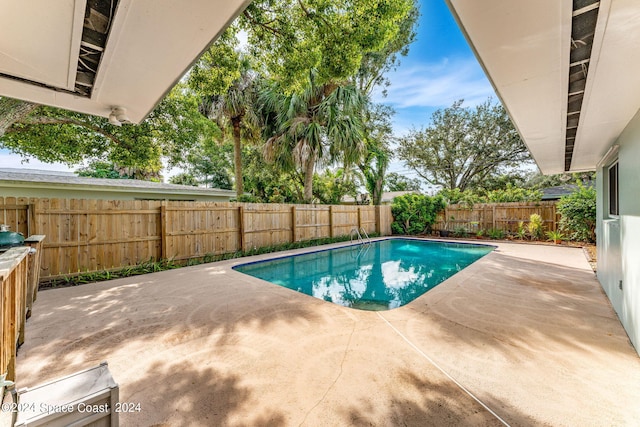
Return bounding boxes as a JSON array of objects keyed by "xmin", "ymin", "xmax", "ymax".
[
  {"xmin": 1, "ymin": 88, "xmax": 217, "ymax": 179},
  {"xmin": 242, "ymin": 0, "xmax": 418, "ymax": 92},
  {"xmin": 398, "ymin": 99, "xmax": 532, "ymax": 191},
  {"xmin": 385, "ymin": 172, "xmax": 421, "ymax": 192}
]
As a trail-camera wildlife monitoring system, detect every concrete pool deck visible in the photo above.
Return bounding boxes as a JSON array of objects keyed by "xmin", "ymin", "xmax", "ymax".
[{"xmin": 13, "ymin": 239, "xmax": 640, "ymax": 426}]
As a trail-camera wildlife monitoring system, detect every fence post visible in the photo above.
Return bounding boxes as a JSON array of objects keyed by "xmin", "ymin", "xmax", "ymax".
[
  {"xmin": 357, "ymin": 206, "xmax": 362, "ymax": 230},
  {"xmin": 160, "ymin": 201, "xmax": 167, "ymax": 260},
  {"xmin": 28, "ymin": 202, "xmax": 37, "ymax": 236},
  {"xmin": 238, "ymin": 206, "xmax": 246, "ymax": 252},
  {"xmin": 24, "ymin": 235, "xmax": 45, "ymax": 317},
  {"xmin": 492, "ymin": 205, "xmax": 496, "ymax": 229},
  {"xmin": 329, "ymin": 205, "xmax": 334, "ymax": 238},
  {"xmin": 445, "ymin": 206, "xmax": 450, "ymax": 231},
  {"xmin": 291, "ymin": 205, "xmax": 297, "ymax": 243},
  {"xmin": 552, "ymin": 203, "xmax": 557, "ymax": 231},
  {"xmin": 374, "ymin": 205, "xmax": 381, "ymax": 235}
]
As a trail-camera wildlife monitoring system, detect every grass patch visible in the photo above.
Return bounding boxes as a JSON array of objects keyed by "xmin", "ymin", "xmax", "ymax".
[{"xmin": 41, "ymin": 233, "xmax": 376, "ymax": 289}]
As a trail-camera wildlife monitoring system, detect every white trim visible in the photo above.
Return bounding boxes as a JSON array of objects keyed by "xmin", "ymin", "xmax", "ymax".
[{"xmin": 596, "ymin": 144, "xmax": 619, "ymax": 168}]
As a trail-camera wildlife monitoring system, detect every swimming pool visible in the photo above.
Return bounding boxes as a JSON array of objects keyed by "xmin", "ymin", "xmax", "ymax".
[{"xmin": 233, "ymin": 238, "xmax": 494, "ymax": 311}]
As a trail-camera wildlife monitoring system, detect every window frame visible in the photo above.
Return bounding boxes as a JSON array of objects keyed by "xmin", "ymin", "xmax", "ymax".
[{"xmin": 607, "ymin": 161, "xmax": 619, "ymax": 217}]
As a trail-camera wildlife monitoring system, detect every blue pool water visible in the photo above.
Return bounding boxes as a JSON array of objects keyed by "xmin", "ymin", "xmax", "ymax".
[{"xmin": 233, "ymin": 238, "xmax": 494, "ymax": 311}]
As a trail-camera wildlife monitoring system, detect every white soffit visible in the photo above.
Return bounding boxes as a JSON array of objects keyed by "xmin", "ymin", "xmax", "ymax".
[
  {"xmin": 0, "ymin": 0, "xmax": 85, "ymax": 91},
  {"xmin": 447, "ymin": 0, "xmax": 572, "ymax": 174},
  {"xmin": 0, "ymin": 0, "xmax": 251, "ymax": 123},
  {"xmin": 572, "ymin": 0, "xmax": 640, "ymax": 170}
]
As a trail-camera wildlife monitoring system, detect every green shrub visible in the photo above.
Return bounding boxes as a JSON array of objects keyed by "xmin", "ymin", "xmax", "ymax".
[
  {"xmin": 233, "ymin": 194, "xmax": 261, "ymax": 203},
  {"xmin": 546, "ymin": 230, "xmax": 565, "ymax": 243},
  {"xmin": 483, "ymin": 184, "xmax": 543, "ymax": 203},
  {"xmin": 516, "ymin": 221, "xmax": 527, "ymax": 240},
  {"xmin": 527, "ymin": 213, "xmax": 545, "ymax": 240},
  {"xmin": 439, "ymin": 188, "xmax": 480, "ymax": 208},
  {"xmin": 391, "ymin": 194, "xmax": 446, "ymax": 235},
  {"xmin": 487, "ymin": 228, "xmax": 505, "ymax": 240},
  {"xmin": 454, "ymin": 226, "xmax": 467, "ymax": 237},
  {"xmin": 439, "ymin": 184, "xmax": 542, "ymax": 205},
  {"xmin": 556, "ymin": 183, "xmax": 596, "ymax": 242}
]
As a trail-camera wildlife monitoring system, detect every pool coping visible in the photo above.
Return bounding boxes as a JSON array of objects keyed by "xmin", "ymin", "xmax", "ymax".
[{"xmin": 230, "ymin": 236, "xmax": 497, "ymax": 270}]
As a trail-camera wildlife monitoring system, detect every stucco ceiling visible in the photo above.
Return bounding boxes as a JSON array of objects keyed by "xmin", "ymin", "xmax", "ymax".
[
  {"xmin": 447, "ymin": 0, "xmax": 640, "ymax": 174},
  {"xmin": 0, "ymin": 0, "xmax": 251, "ymax": 123}
]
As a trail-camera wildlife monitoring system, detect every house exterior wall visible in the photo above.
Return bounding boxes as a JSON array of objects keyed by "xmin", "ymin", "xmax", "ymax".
[
  {"xmin": 597, "ymin": 109, "xmax": 640, "ymax": 353},
  {"xmin": 0, "ymin": 184, "xmax": 233, "ymax": 202}
]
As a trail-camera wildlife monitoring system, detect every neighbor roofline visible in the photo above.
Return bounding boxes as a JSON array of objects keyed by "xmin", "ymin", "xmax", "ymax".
[{"xmin": 0, "ymin": 179, "xmax": 236, "ymax": 197}]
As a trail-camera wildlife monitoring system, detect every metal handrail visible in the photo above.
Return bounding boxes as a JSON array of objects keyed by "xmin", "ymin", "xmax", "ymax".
[
  {"xmin": 359, "ymin": 227, "xmax": 371, "ymax": 245},
  {"xmin": 350, "ymin": 227, "xmax": 362, "ymax": 244},
  {"xmin": 350, "ymin": 227, "xmax": 371, "ymax": 246}
]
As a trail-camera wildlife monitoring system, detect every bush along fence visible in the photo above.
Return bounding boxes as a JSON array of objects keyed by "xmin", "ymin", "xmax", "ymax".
[{"xmin": 0, "ymin": 197, "xmax": 392, "ymax": 280}]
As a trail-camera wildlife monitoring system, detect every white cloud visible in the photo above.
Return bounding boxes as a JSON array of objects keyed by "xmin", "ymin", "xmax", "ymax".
[{"xmin": 374, "ymin": 57, "xmax": 495, "ymax": 109}]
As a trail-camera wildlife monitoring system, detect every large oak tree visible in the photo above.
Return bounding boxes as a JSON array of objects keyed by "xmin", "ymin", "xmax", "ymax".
[{"xmin": 398, "ymin": 99, "xmax": 532, "ymax": 191}]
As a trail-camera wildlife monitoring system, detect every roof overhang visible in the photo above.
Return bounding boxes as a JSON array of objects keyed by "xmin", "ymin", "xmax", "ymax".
[
  {"xmin": 446, "ymin": 0, "xmax": 640, "ymax": 174},
  {"xmin": 0, "ymin": 0, "xmax": 251, "ymax": 123}
]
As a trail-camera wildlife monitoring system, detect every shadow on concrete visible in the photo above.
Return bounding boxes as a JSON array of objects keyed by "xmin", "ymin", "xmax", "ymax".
[
  {"xmin": 122, "ymin": 360, "xmax": 286, "ymax": 427},
  {"xmin": 404, "ymin": 251, "xmax": 637, "ymax": 358},
  {"xmin": 22, "ymin": 263, "xmax": 330, "ymax": 385},
  {"xmin": 340, "ymin": 370, "xmax": 538, "ymax": 427}
]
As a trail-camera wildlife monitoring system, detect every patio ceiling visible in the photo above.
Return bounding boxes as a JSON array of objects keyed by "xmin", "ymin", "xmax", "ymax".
[
  {"xmin": 0, "ymin": 0, "xmax": 251, "ymax": 123},
  {"xmin": 447, "ymin": 0, "xmax": 640, "ymax": 174}
]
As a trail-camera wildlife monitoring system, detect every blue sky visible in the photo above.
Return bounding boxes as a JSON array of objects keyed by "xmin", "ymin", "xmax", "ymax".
[
  {"xmin": 1, "ymin": 0, "xmax": 496, "ymax": 179},
  {"xmin": 376, "ymin": 0, "xmax": 495, "ymax": 134},
  {"xmin": 373, "ymin": 0, "xmax": 496, "ymax": 178}
]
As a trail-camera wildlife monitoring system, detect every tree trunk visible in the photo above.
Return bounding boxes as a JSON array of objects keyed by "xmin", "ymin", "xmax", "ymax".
[
  {"xmin": 231, "ymin": 117, "xmax": 244, "ymax": 197},
  {"xmin": 372, "ymin": 176, "xmax": 383, "ymax": 206},
  {"xmin": 0, "ymin": 98, "xmax": 38, "ymax": 137},
  {"xmin": 303, "ymin": 154, "xmax": 315, "ymax": 203}
]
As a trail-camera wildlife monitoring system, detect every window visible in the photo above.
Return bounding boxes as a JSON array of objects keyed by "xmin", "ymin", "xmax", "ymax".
[{"xmin": 608, "ymin": 162, "xmax": 619, "ymax": 216}]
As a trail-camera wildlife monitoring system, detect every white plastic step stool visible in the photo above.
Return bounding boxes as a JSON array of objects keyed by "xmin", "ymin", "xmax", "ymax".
[{"xmin": 15, "ymin": 362, "xmax": 118, "ymax": 427}]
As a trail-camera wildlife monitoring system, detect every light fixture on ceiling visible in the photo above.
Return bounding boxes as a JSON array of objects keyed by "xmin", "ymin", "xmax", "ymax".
[{"xmin": 108, "ymin": 107, "xmax": 130, "ymax": 126}]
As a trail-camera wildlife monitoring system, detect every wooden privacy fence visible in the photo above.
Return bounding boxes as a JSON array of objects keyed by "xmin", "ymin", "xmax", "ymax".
[
  {"xmin": 435, "ymin": 201, "xmax": 560, "ymax": 233},
  {"xmin": 1, "ymin": 248, "xmax": 29, "ymax": 382},
  {"xmin": 0, "ymin": 197, "xmax": 392, "ymax": 280},
  {"xmin": 0, "ymin": 239, "xmax": 44, "ymax": 385}
]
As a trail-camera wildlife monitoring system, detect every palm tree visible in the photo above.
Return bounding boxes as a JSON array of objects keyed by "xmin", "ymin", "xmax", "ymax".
[
  {"xmin": 260, "ymin": 71, "xmax": 366, "ymax": 203},
  {"xmin": 358, "ymin": 103, "xmax": 394, "ymax": 205},
  {"xmin": 199, "ymin": 59, "xmax": 259, "ymax": 197}
]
